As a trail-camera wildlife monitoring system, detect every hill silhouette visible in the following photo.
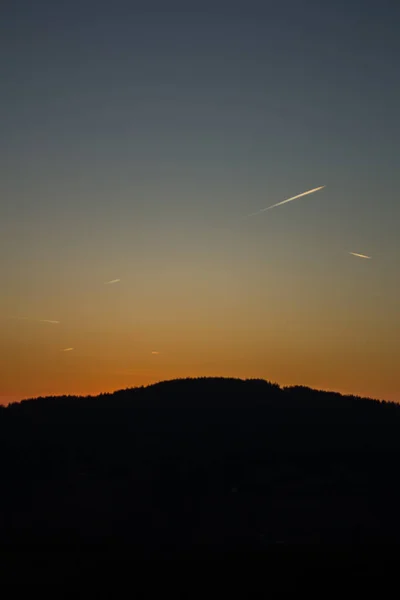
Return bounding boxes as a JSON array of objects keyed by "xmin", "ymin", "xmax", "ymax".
[{"xmin": 1, "ymin": 377, "xmax": 400, "ymax": 557}]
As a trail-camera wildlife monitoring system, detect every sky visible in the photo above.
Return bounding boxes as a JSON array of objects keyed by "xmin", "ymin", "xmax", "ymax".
[{"xmin": 1, "ymin": 0, "xmax": 399, "ymax": 403}]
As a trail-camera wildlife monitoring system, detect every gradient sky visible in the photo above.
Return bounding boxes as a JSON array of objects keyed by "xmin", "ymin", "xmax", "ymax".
[{"xmin": 1, "ymin": 0, "xmax": 399, "ymax": 403}]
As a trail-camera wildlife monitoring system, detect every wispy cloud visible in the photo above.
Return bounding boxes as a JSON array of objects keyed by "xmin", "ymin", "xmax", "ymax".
[
  {"xmin": 248, "ymin": 186, "xmax": 326, "ymax": 217},
  {"xmin": 105, "ymin": 279, "xmax": 121, "ymax": 285},
  {"xmin": 61, "ymin": 347, "xmax": 74, "ymax": 352},
  {"xmin": 151, "ymin": 351, "xmax": 160, "ymax": 355},
  {"xmin": 349, "ymin": 252, "xmax": 371, "ymax": 260},
  {"xmin": 40, "ymin": 320, "xmax": 60, "ymax": 324}
]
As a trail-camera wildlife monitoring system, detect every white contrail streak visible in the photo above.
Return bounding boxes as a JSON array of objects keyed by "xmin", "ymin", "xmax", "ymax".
[
  {"xmin": 105, "ymin": 279, "xmax": 121, "ymax": 285},
  {"xmin": 248, "ymin": 186, "xmax": 326, "ymax": 216},
  {"xmin": 61, "ymin": 347, "xmax": 74, "ymax": 352},
  {"xmin": 349, "ymin": 252, "xmax": 371, "ymax": 259},
  {"xmin": 40, "ymin": 320, "xmax": 60, "ymax": 324}
]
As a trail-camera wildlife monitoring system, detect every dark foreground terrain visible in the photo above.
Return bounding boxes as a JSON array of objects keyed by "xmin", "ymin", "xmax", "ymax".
[{"xmin": 1, "ymin": 377, "xmax": 400, "ymax": 572}]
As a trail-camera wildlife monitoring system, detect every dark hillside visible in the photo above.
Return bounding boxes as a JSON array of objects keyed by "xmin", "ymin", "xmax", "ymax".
[{"xmin": 1, "ymin": 378, "xmax": 400, "ymax": 556}]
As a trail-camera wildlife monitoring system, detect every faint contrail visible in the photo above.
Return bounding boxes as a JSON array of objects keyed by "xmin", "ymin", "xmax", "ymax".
[
  {"xmin": 61, "ymin": 347, "xmax": 74, "ymax": 352},
  {"xmin": 105, "ymin": 279, "xmax": 121, "ymax": 285},
  {"xmin": 151, "ymin": 351, "xmax": 160, "ymax": 355},
  {"xmin": 248, "ymin": 186, "xmax": 326, "ymax": 217},
  {"xmin": 40, "ymin": 320, "xmax": 60, "ymax": 324},
  {"xmin": 349, "ymin": 252, "xmax": 371, "ymax": 259}
]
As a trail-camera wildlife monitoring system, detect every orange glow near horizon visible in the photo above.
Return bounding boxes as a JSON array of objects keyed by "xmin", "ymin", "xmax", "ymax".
[
  {"xmin": 1, "ymin": 276, "xmax": 399, "ymax": 404},
  {"xmin": 1, "ymin": 235, "xmax": 400, "ymax": 405}
]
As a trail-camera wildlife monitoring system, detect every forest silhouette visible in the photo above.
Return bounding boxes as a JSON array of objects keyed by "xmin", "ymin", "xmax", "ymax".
[{"xmin": 1, "ymin": 377, "xmax": 400, "ymax": 558}]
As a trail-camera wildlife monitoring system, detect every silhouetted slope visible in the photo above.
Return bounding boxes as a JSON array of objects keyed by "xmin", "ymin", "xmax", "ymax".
[{"xmin": 1, "ymin": 377, "xmax": 400, "ymax": 553}]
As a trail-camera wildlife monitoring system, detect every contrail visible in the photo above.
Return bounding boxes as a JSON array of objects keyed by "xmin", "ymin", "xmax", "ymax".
[
  {"xmin": 105, "ymin": 279, "xmax": 121, "ymax": 285},
  {"xmin": 151, "ymin": 351, "xmax": 160, "ymax": 355},
  {"xmin": 61, "ymin": 347, "xmax": 74, "ymax": 352},
  {"xmin": 248, "ymin": 186, "xmax": 326, "ymax": 217},
  {"xmin": 349, "ymin": 252, "xmax": 371, "ymax": 260},
  {"xmin": 40, "ymin": 320, "xmax": 60, "ymax": 324}
]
